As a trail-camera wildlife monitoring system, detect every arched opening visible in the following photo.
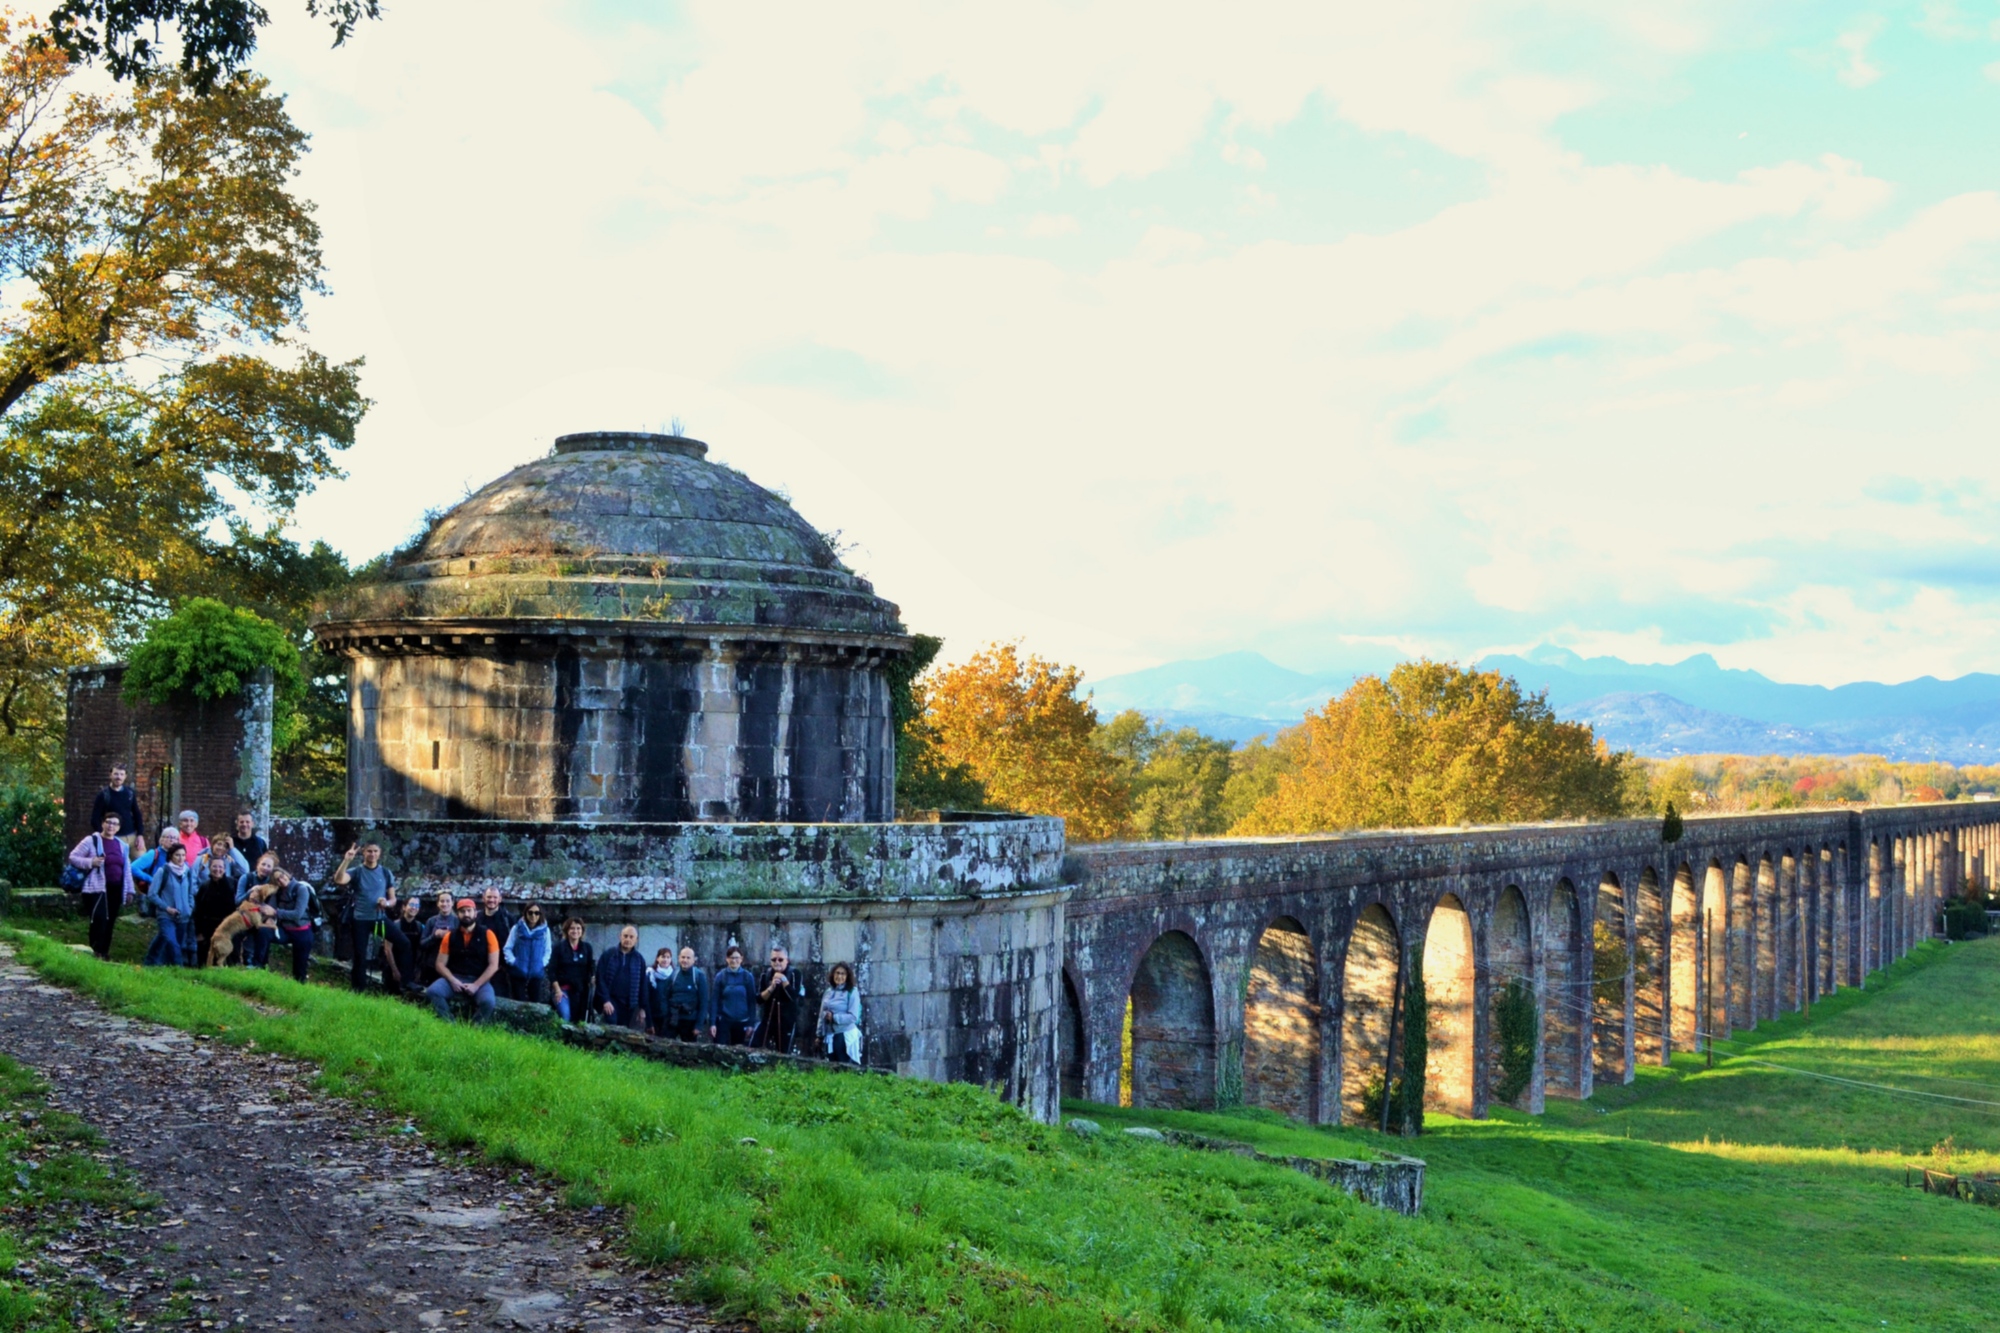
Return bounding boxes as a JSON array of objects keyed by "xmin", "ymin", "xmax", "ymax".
[
  {"xmin": 1634, "ymin": 867, "xmax": 1665, "ymax": 1063},
  {"xmin": 1729, "ymin": 856, "xmax": 1754, "ymax": 1034},
  {"xmin": 1243, "ymin": 917, "xmax": 1320, "ymax": 1121},
  {"xmin": 1798, "ymin": 849, "xmax": 1819, "ymax": 1006},
  {"xmin": 1781, "ymin": 851, "xmax": 1802, "ymax": 1012},
  {"xmin": 1824, "ymin": 846, "xmax": 1844, "ymax": 990},
  {"xmin": 1059, "ymin": 971, "xmax": 1085, "ymax": 1102},
  {"xmin": 1593, "ymin": 872, "xmax": 1630, "ymax": 1083},
  {"xmin": 1339, "ymin": 904, "xmax": 1401, "ymax": 1124},
  {"xmin": 1423, "ymin": 894, "xmax": 1476, "ymax": 1118},
  {"xmin": 1123, "ymin": 931, "xmax": 1216, "ymax": 1110},
  {"xmin": 1867, "ymin": 839, "xmax": 1886, "ymax": 975},
  {"xmin": 1702, "ymin": 861, "xmax": 1727, "ymax": 1051},
  {"xmin": 1486, "ymin": 885, "xmax": 1535, "ymax": 1108},
  {"xmin": 1544, "ymin": 880, "xmax": 1583, "ymax": 1098},
  {"xmin": 1669, "ymin": 864, "xmax": 1699, "ymax": 1054},
  {"xmin": 1756, "ymin": 855, "xmax": 1778, "ymax": 1023}
]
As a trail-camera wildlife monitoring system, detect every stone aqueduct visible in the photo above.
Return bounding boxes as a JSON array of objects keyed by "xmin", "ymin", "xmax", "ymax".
[{"xmin": 1062, "ymin": 803, "xmax": 1996, "ymax": 1122}]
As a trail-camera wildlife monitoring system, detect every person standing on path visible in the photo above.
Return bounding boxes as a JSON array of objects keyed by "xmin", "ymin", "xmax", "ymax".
[
  {"xmin": 141, "ymin": 843, "xmax": 197, "ymax": 967},
  {"xmin": 594, "ymin": 925, "xmax": 648, "ymax": 1031},
  {"xmin": 68, "ymin": 812, "xmax": 135, "ymax": 960},
  {"xmin": 87, "ymin": 765, "xmax": 145, "ymax": 855},
  {"xmin": 331, "ymin": 842, "xmax": 397, "ymax": 992}
]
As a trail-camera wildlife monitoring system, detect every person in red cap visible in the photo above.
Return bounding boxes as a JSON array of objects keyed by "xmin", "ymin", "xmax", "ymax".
[{"xmin": 428, "ymin": 897, "xmax": 500, "ymax": 1022}]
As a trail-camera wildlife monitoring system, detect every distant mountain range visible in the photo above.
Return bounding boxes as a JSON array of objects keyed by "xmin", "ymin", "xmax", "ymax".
[{"xmin": 1087, "ymin": 647, "xmax": 2000, "ymax": 763}]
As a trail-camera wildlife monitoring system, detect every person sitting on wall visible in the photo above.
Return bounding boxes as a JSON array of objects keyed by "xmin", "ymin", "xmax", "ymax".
[
  {"xmin": 88, "ymin": 764, "xmax": 146, "ymax": 855},
  {"xmin": 477, "ymin": 888, "xmax": 516, "ymax": 999},
  {"xmin": 712, "ymin": 945, "xmax": 757, "ymax": 1045},
  {"xmin": 502, "ymin": 903, "xmax": 551, "ymax": 1005},
  {"xmin": 818, "ymin": 961, "xmax": 863, "ymax": 1066},
  {"xmin": 594, "ymin": 925, "xmax": 649, "ymax": 1032},
  {"xmin": 656, "ymin": 944, "xmax": 710, "ymax": 1042},
  {"xmin": 266, "ymin": 867, "xmax": 317, "ymax": 984},
  {"xmin": 141, "ymin": 842, "xmax": 197, "ymax": 968},
  {"xmin": 418, "ymin": 890, "xmax": 456, "ymax": 988},
  {"xmin": 381, "ymin": 895, "xmax": 427, "ymax": 995},
  {"xmin": 548, "ymin": 917, "xmax": 594, "ymax": 1022},
  {"xmin": 755, "ymin": 945, "xmax": 804, "ymax": 1054},
  {"xmin": 68, "ymin": 811, "xmax": 135, "ymax": 960},
  {"xmin": 192, "ymin": 853, "xmax": 239, "ymax": 969},
  {"xmin": 428, "ymin": 897, "xmax": 500, "ymax": 1023},
  {"xmin": 231, "ymin": 812, "xmax": 267, "ymax": 869},
  {"xmin": 176, "ymin": 809, "xmax": 209, "ymax": 861},
  {"xmin": 331, "ymin": 842, "xmax": 398, "ymax": 993},
  {"xmin": 235, "ymin": 852, "xmax": 281, "ymax": 969}
]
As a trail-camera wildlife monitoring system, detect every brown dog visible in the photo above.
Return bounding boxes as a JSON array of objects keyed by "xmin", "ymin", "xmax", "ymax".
[{"xmin": 207, "ymin": 884, "xmax": 276, "ymax": 968}]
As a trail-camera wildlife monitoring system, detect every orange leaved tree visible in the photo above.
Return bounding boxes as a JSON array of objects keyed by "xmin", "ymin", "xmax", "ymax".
[
  {"xmin": 1231, "ymin": 660, "xmax": 1630, "ymax": 834},
  {"xmin": 916, "ymin": 642, "xmax": 1132, "ymax": 841}
]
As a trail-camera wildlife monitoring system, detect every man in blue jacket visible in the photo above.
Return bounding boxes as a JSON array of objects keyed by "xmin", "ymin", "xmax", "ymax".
[
  {"xmin": 593, "ymin": 925, "xmax": 649, "ymax": 1031},
  {"xmin": 711, "ymin": 945, "xmax": 758, "ymax": 1045}
]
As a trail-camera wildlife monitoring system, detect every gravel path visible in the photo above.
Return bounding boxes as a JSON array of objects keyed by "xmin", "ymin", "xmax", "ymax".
[{"xmin": 0, "ymin": 940, "xmax": 727, "ymax": 1332}]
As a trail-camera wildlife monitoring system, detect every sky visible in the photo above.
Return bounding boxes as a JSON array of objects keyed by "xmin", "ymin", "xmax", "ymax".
[{"xmin": 246, "ymin": 1, "xmax": 2000, "ymax": 688}]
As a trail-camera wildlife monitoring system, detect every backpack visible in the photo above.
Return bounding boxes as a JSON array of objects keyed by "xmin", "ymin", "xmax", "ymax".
[{"xmin": 59, "ymin": 835, "xmax": 101, "ymax": 893}]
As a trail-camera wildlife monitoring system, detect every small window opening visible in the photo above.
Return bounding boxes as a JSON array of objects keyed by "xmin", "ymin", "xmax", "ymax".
[{"xmin": 431, "ymin": 740, "xmax": 440, "ymax": 770}]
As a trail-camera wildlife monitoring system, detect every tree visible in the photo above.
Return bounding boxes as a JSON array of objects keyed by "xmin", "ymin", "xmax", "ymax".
[
  {"xmin": 0, "ymin": 26, "xmax": 363, "ymax": 791},
  {"xmin": 123, "ymin": 597, "xmax": 304, "ymax": 740},
  {"xmin": 43, "ymin": 0, "xmax": 378, "ymax": 93},
  {"xmin": 1094, "ymin": 710, "xmax": 1233, "ymax": 840},
  {"xmin": 885, "ymin": 632, "xmax": 987, "ymax": 814},
  {"xmin": 917, "ymin": 642, "xmax": 1131, "ymax": 841},
  {"xmin": 1231, "ymin": 660, "xmax": 1631, "ymax": 835}
]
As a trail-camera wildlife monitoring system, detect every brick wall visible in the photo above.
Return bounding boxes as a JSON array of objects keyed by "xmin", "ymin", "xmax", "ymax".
[{"xmin": 64, "ymin": 664, "xmax": 272, "ymax": 847}]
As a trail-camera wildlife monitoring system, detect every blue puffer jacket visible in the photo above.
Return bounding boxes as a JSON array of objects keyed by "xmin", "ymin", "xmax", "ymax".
[{"xmin": 503, "ymin": 919, "xmax": 551, "ymax": 977}]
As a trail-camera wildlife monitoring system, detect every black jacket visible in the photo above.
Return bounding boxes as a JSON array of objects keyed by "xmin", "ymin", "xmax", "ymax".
[
  {"xmin": 89, "ymin": 785, "xmax": 144, "ymax": 841},
  {"xmin": 548, "ymin": 940, "xmax": 595, "ymax": 1009}
]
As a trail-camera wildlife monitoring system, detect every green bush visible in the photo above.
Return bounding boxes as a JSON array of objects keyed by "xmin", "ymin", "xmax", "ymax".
[
  {"xmin": 124, "ymin": 599, "xmax": 305, "ymax": 745},
  {"xmin": 1494, "ymin": 977, "xmax": 1539, "ymax": 1104},
  {"xmin": 1942, "ymin": 900, "xmax": 1988, "ymax": 941},
  {"xmin": 0, "ymin": 786, "xmax": 64, "ymax": 891}
]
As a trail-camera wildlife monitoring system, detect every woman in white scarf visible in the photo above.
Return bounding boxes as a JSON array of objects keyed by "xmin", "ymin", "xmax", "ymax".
[{"xmin": 818, "ymin": 961, "xmax": 863, "ymax": 1065}]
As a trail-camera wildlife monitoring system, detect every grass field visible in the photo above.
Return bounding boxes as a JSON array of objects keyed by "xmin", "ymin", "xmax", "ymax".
[{"xmin": 4, "ymin": 909, "xmax": 1998, "ymax": 1332}]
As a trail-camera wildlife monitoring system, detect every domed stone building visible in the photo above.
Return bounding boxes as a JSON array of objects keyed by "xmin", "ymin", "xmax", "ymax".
[{"xmin": 313, "ymin": 431, "xmax": 910, "ymax": 824}]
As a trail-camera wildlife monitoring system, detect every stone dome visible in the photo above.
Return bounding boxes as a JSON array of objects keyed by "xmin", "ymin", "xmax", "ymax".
[{"xmin": 319, "ymin": 431, "xmax": 905, "ymax": 641}]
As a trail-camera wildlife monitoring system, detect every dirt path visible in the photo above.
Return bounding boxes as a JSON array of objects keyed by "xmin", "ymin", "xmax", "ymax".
[{"xmin": 0, "ymin": 940, "xmax": 726, "ymax": 1332}]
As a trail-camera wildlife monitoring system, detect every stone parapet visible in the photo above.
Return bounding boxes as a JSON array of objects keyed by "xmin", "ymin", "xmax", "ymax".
[{"xmin": 266, "ymin": 813, "xmax": 1065, "ymax": 903}]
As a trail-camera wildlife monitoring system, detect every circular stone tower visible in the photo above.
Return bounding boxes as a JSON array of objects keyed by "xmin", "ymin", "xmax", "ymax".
[{"xmin": 313, "ymin": 431, "xmax": 910, "ymax": 824}]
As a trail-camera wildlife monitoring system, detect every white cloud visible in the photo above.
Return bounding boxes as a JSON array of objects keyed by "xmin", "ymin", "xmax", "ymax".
[
  {"xmin": 1835, "ymin": 18, "xmax": 1885, "ymax": 88},
  {"xmin": 242, "ymin": 1, "xmax": 2000, "ymax": 688}
]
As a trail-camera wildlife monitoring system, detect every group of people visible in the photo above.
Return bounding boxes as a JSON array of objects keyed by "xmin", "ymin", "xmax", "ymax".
[
  {"xmin": 68, "ymin": 765, "xmax": 865, "ymax": 1064},
  {"xmin": 370, "ymin": 886, "xmax": 863, "ymax": 1062},
  {"xmin": 69, "ymin": 765, "xmax": 315, "ymax": 976}
]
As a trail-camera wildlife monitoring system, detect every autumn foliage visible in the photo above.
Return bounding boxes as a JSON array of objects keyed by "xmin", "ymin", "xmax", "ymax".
[
  {"xmin": 912, "ymin": 642, "xmax": 1131, "ymax": 841},
  {"xmin": 1230, "ymin": 660, "xmax": 1629, "ymax": 834}
]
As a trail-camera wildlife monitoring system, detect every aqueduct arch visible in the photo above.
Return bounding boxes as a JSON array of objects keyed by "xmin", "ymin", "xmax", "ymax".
[
  {"xmin": 1486, "ymin": 885, "xmax": 1535, "ymax": 1109},
  {"xmin": 1340, "ymin": 904, "xmax": 1401, "ymax": 1124},
  {"xmin": 1123, "ymin": 931, "xmax": 1216, "ymax": 1110},
  {"xmin": 1243, "ymin": 917, "xmax": 1320, "ymax": 1120},
  {"xmin": 1544, "ymin": 879, "xmax": 1585, "ymax": 1099},
  {"xmin": 1422, "ymin": 894, "xmax": 1477, "ymax": 1119}
]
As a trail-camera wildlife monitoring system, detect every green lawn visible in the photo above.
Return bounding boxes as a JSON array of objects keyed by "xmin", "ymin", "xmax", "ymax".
[{"xmin": 3, "ymin": 912, "xmax": 1997, "ymax": 1332}]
